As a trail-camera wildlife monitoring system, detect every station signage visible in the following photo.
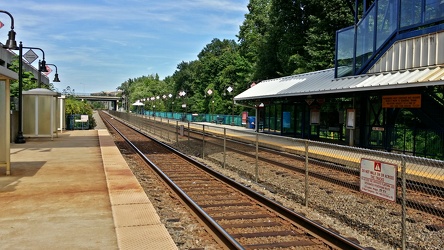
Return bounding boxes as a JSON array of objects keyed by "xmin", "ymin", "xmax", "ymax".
[
  {"xmin": 360, "ymin": 158, "xmax": 397, "ymax": 202},
  {"xmin": 23, "ymin": 49, "xmax": 38, "ymax": 64},
  {"xmin": 346, "ymin": 109, "xmax": 355, "ymax": 129},
  {"xmin": 310, "ymin": 109, "xmax": 320, "ymax": 125},
  {"xmin": 382, "ymin": 94, "xmax": 421, "ymax": 108}
]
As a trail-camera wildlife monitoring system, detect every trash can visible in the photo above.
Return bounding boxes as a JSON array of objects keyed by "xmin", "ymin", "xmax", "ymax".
[
  {"xmin": 179, "ymin": 125, "xmax": 184, "ymax": 136},
  {"xmin": 66, "ymin": 114, "xmax": 75, "ymax": 130},
  {"xmin": 248, "ymin": 116, "xmax": 255, "ymax": 129}
]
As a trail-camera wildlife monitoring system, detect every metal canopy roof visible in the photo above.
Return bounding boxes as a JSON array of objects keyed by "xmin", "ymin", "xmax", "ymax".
[
  {"xmin": 234, "ymin": 66, "xmax": 444, "ymax": 101},
  {"xmin": 23, "ymin": 88, "xmax": 59, "ymax": 96},
  {"xmin": 0, "ymin": 66, "xmax": 18, "ymax": 80}
]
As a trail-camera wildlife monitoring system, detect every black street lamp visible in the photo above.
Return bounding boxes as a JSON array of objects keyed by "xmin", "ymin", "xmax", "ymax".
[
  {"xmin": 179, "ymin": 90, "xmax": 187, "ymax": 121},
  {"xmin": 15, "ymin": 42, "xmax": 48, "ymax": 143},
  {"xmin": 207, "ymin": 89, "xmax": 213, "ymax": 121},
  {"xmin": 46, "ymin": 63, "xmax": 61, "ymax": 82},
  {"xmin": 0, "ymin": 10, "xmax": 17, "ymax": 49},
  {"xmin": 227, "ymin": 86, "xmax": 234, "ymax": 125}
]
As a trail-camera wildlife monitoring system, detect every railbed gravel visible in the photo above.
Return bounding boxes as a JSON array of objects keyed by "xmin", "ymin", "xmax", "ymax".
[{"xmin": 113, "ymin": 126, "xmax": 443, "ymax": 250}]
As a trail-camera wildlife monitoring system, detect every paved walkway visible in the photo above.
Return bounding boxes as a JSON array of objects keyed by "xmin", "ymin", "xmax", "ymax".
[{"xmin": 0, "ymin": 111, "xmax": 177, "ymax": 250}]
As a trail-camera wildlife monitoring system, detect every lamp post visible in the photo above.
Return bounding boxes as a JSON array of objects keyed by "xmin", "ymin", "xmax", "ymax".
[
  {"xmin": 168, "ymin": 93, "xmax": 173, "ymax": 116},
  {"xmin": 156, "ymin": 95, "xmax": 160, "ymax": 117},
  {"xmin": 14, "ymin": 42, "xmax": 48, "ymax": 143},
  {"xmin": 0, "ymin": 10, "xmax": 17, "ymax": 49},
  {"xmin": 46, "ymin": 63, "xmax": 61, "ymax": 83},
  {"xmin": 179, "ymin": 90, "xmax": 186, "ymax": 121},
  {"xmin": 162, "ymin": 95, "xmax": 167, "ymax": 118},
  {"xmin": 150, "ymin": 97, "xmax": 155, "ymax": 116},
  {"xmin": 227, "ymin": 86, "xmax": 234, "ymax": 125},
  {"xmin": 207, "ymin": 89, "xmax": 213, "ymax": 122},
  {"xmin": 36, "ymin": 59, "xmax": 49, "ymax": 88}
]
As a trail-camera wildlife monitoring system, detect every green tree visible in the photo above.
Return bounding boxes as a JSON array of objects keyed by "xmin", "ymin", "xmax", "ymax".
[
  {"xmin": 7, "ymin": 56, "xmax": 41, "ymax": 97},
  {"xmin": 238, "ymin": 0, "xmax": 272, "ymax": 81},
  {"xmin": 304, "ymin": 0, "xmax": 354, "ymax": 71},
  {"xmin": 116, "ymin": 78, "xmax": 135, "ymax": 112},
  {"xmin": 268, "ymin": 0, "xmax": 309, "ymax": 76},
  {"xmin": 115, "ymin": 0, "xmax": 356, "ymax": 117}
]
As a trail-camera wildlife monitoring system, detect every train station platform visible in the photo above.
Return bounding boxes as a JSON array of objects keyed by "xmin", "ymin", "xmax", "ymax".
[{"xmin": 0, "ymin": 111, "xmax": 177, "ymax": 250}]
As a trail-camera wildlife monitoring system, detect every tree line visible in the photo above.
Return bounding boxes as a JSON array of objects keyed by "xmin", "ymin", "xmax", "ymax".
[
  {"xmin": 118, "ymin": 0, "xmax": 355, "ymax": 115},
  {"xmin": 7, "ymin": 1, "xmax": 356, "ymax": 116}
]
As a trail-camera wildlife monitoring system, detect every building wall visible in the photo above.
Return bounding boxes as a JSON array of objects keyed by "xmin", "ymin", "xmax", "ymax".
[
  {"xmin": 368, "ymin": 31, "xmax": 444, "ymax": 73},
  {"xmin": 0, "ymin": 47, "xmax": 49, "ymax": 85}
]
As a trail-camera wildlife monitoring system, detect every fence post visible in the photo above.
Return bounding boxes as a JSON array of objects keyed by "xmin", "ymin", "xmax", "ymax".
[
  {"xmin": 160, "ymin": 119, "xmax": 163, "ymax": 139},
  {"xmin": 142, "ymin": 115, "xmax": 145, "ymax": 131},
  {"xmin": 401, "ymin": 156, "xmax": 407, "ymax": 250},
  {"xmin": 305, "ymin": 140, "xmax": 309, "ymax": 207},
  {"xmin": 223, "ymin": 128, "xmax": 227, "ymax": 168},
  {"xmin": 176, "ymin": 121, "xmax": 179, "ymax": 143},
  {"xmin": 255, "ymin": 133, "xmax": 259, "ymax": 183},
  {"xmin": 202, "ymin": 125, "xmax": 205, "ymax": 159},
  {"xmin": 188, "ymin": 121, "xmax": 190, "ymax": 142},
  {"xmin": 167, "ymin": 120, "xmax": 170, "ymax": 141},
  {"xmin": 147, "ymin": 118, "xmax": 150, "ymax": 134}
]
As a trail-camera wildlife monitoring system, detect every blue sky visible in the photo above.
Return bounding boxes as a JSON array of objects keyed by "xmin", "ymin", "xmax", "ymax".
[{"xmin": 1, "ymin": 0, "xmax": 249, "ymax": 93}]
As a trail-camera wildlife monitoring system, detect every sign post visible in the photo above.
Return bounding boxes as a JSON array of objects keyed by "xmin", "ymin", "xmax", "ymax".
[
  {"xmin": 360, "ymin": 158, "xmax": 398, "ymax": 202},
  {"xmin": 23, "ymin": 49, "xmax": 38, "ymax": 64}
]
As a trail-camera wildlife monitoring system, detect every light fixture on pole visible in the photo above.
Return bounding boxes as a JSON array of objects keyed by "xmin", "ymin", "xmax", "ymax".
[
  {"xmin": 207, "ymin": 89, "xmax": 213, "ymax": 122},
  {"xmin": 37, "ymin": 59, "xmax": 49, "ymax": 88},
  {"xmin": 0, "ymin": 10, "xmax": 18, "ymax": 49},
  {"xmin": 227, "ymin": 86, "xmax": 234, "ymax": 125},
  {"xmin": 179, "ymin": 90, "xmax": 187, "ymax": 119},
  {"xmin": 168, "ymin": 93, "xmax": 173, "ymax": 114},
  {"xmin": 46, "ymin": 63, "xmax": 61, "ymax": 82},
  {"xmin": 14, "ymin": 42, "xmax": 48, "ymax": 143}
]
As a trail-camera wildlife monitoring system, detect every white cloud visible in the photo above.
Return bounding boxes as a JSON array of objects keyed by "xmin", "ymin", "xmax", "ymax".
[{"xmin": 2, "ymin": 0, "xmax": 249, "ymax": 93}]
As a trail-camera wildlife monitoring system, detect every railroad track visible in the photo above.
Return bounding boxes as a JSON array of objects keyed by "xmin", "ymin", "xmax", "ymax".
[
  {"xmin": 100, "ymin": 111, "xmax": 370, "ymax": 249},
  {"xmin": 113, "ymin": 112, "xmax": 444, "ymax": 218},
  {"xmin": 183, "ymin": 126, "xmax": 444, "ymax": 219}
]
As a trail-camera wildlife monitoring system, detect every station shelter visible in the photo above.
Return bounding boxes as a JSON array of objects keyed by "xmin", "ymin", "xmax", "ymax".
[
  {"xmin": 234, "ymin": 0, "xmax": 444, "ymax": 159},
  {"xmin": 0, "ymin": 65, "xmax": 18, "ymax": 175},
  {"xmin": 22, "ymin": 88, "xmax": 60, "ymax": 140}
]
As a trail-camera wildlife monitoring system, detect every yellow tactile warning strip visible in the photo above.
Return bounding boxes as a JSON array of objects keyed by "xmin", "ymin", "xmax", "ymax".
[
  {"xmin": 116, "ymin": 225, "xmax": 178, "ymax": 249},
  {"xmin": 97, "ymin": 129, "xmax": 178, "ymax": 250}
]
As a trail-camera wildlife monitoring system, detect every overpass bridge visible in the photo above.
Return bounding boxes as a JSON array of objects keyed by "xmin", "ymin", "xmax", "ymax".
[{"xmin": 74, "ymin": 94, "xmax": 122, "ymax": 110}]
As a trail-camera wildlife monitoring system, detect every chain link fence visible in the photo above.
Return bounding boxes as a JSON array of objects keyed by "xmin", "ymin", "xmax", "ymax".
[{"xmin": 109, "ymin": 111, "xmax": 444, "ymax": 250}]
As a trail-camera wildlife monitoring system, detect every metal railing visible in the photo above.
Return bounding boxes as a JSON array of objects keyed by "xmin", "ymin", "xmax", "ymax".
[{"xmin": 109, "ymin": 110, "xmax": 444, "ymax": 250}]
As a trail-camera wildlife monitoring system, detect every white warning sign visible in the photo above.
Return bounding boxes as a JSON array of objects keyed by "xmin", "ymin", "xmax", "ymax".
[{"xmin": 360, "ymin": 158, "xmax": 398, "ymax": 202}]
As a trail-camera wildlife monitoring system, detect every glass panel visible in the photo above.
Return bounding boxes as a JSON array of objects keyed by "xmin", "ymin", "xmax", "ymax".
[
  {"xmin": 295, "ymin": 105, "xmax": 303, "ymax": 136},
  {"xmin": 355, "ymin": 7, "xmax": 376, "ymax": 72},
  {"xmin": 0, "ymin": 81, "xmax": 6, "ymax": 161},
  {"xmin": 23, "ymin": 96, "xmax": 36, "ymax": 135},
  {"xmin": 258, "ymin": 108, "xmax": 265, "ymax": 131},
  {"xmin": 400, "ymin": 0, "xmax": 422, "ymax": 28},
  {"xmin": 336, "ymin": 27, "xmax": 355, "ymax": 77},
  {"xmin": 264, "ymin": 106, "xmax": 271, "ymax": 132},
  {"xmin": 275, "ymin": 105, "xmax": 282, "ymax": 133},
  {"xmin": 376, "ymin": 0, "xmax": 398, "ymax": 49},
  {"xmin": 282, "ymin": 104, "xmax": 294, "ymax": 135},
  {"xmin": 269, "ymin": 105, "xmax": 276, "ymax": 131},
  {"xmin": 425, "ymin": 0, "xmax": 444, "ymax": 22},
  {"xmin": 38, "ymin": 96, "xmax": 51, "ymax": 135}
]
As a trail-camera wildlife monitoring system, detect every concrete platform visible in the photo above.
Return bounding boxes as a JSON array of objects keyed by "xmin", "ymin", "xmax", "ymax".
[{"xmin": 0, "ymin": 111, "xmax": 177, "ymax": 250}]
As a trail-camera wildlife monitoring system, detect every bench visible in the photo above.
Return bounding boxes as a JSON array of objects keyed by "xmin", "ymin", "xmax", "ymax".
[
  {"xmin": 215, "ymin": 117, "xmax": 224, "ymax": 124},
  {"xmin": 75, "ymin": 115, "xmax": 89, "ymax": 130}
]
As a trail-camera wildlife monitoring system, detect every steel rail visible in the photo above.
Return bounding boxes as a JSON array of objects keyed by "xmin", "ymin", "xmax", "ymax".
[
  {"xmin": 102, "ymin": 114, "xmax": 243, "ymax": 249},
  {"xmin": 185, "ymin": 128, "xmax": 444, "ymax": 218},
  {"xmin": 102, "ymin": 111, "xmax": 370, "ymax": 250}
]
